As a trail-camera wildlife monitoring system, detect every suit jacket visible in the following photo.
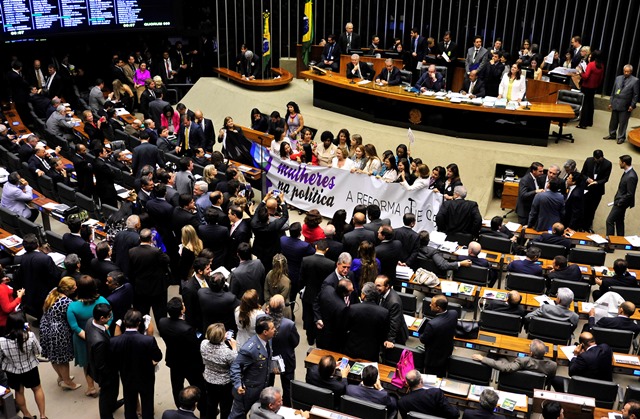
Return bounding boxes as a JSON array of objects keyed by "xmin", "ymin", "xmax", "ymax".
[
  {"xmin": 18, "ymin": 142, "xmax": 35, "ymax": 162},
  {"xmin": 398, "ymin": 387, "xmax": 459, "ymax": 419},
  {"xmin": 610, "ymin": 75, "xmax": 639, "ymax": 111},
  {"xmin": 436, "ymin": 198, "xmax": 482, "ymax": 236},
  {"xmin": 14, "ymin": 250, "xmax": 61, "ymax": 319},
  {"xmin": 437, "ymin": 40, "xmax": 458, "ymax": 62},
  {"xmin": 181, "ymin": 275, "xmax": 205, "ymax": 330},
  {"xmin": 392, "ymin": 226, "xmax": 420, "ymax": 267},
  {"xmin": 590, "ymin": 315, "xmax": 640, "ymax": 336},
  {"xmin": 598, "ymin": 273, "xmax": 639, "ymax": 294},
  {"xmin": 463, "ymin": 409, "xmax": 506, "ymax": 419},
  {"xmin": 178, "ymin": 123, "xmax": 206, "ymax": 152},
  {"xmin": 528, "ymin": 191, "xmax": 565, "ymax": 231},
  {"xmin": 280, "ymin": 236, "xmax": 314, "ymax": 287},
  {"xmin": 226, "ymin": 219, "xmax": 252, "ymax": 269},
  {"xmin": 409, "ymin": 35, "xmax": 428, "ymax": 61},
  {"xmin": 27, "ymin": 154, "xmax": 54, "ymax": 177},
  {"xmin": 569, "ymin": 344, "xmax": 613, "ymax": 381},
  {"xmin": 343, "ymin": 301, "xmax": 389, "ymax": 360},
  {"xmin": 43, "ymin": 73, "xmax": 64, "ymax": 98},
  {"xmin": 363, "ymin": 219, "xmax": 391, "ymax": 234},
  {"xmin": 613, "ymin": 168, "xmax": 638, "ymax": 209},
  {"xmin": 516, "ymin": 172, "xmax": 539, "ymax": 219},
  {"xmin": 85, "ymin": 320, "xmax": 116, "ymax": 385},
  {"xmin": 382, "ymin": 289, "xmax": 409, "ymax": 345},
  {"xmin": 376, "ymin": 67, "xmax": 402, "ymax": 86},
  {"xmin": 563, "ymin": 185, "xmax": 584, "ymax": 230},
  {"xmin": 250, "ymin": 202, "xmax": 289, "ymax": 267},
  {"xmin": 346, "ymin": 62, "xmax": 374, "ymax": 81},
  {"xmin": 110, "ymin": 330, "xmax": 163, "ymax": 387},
  {"xmin": 107, "ymin": 283, "xmax": 134, "ymax": 327},
  {"xmin": 198, "ymin": 224, "xmax": 229, "ymax": 269},
  {"xmin": 198, "ymin": 287, "xmax": 239, "ymax": 333},
  {"xmin": 485, "ymin": 300, "xmax": 526, "ymax": 318},
  {"xmin": 72, "ymin": 153, "xmax": 94, "ymax": 196},
  {"xmin": 62, "ymin": 233, "xmax": 95, "ymax": 274},
  {"xmin": 581, "ymin": 157, "xmax": 612, "ymax": 197},
  {"xmin": 132, "ymin": 142, "xmax": 165, "ymax": 177},
  {"xmin": 139, "ymin": 89, "xmax": 156, "ymax": 119},
  {"xmin": 507, "ymin": 259, "xmax": 543, "ymax": 276},
  {"xmin": 324, "ymin": 239, "xmax": 344, "ymax": 262},
  {"xmin": 420, "ymin": 310, "xmax": 458, "ymax": 375},
  {"xmin": 345, "ymin": 385, "xmax": 396, "ymax": 418},
  {"xmin": 466, "ymin": 47, "xmax": 489, "ymax": 73},
  {"xmin": 128, "ymin": 244, "xmax": 170, "ymax": 296},
  {"xmin": 230, "ymin": 334, "xmax": 271, "ymax": 390},
  {"xmin": 314, "ymin": 284, "xmax": 349, "ymax": 352},
  {"xmin": 305, "ymin": 365, "xmax": 347, "ymax": 406},
  {"xmin": 300, "ymin": 254, "xmax": 336, "ymax": 305},
  {"xmin": 6, "ymin": 70, "xmax": 30, "ymax": 104},
  {"xmin": 343, "ymin": 227, "xmax": 376, "ymax": 258},
  {"xmin": 90, "ymin": 258, "xmax": 120, "ymax": 293},
  {"xmin": 547, "ymin": 264, "xmax": 583, "ymax": 282},
  {"xmin": 93, "ymin": 157, "xmax": 118, "ymax": 204},
  {"xmin": 461, "ymin": 78, "xmax": 486, "ymax": 97},
  {"xmin": 112, "ymin": 229, "xmax": 140, "ymax": 276},
  {"xmin": 162, "ymin": 409, "xmax": 198, "ymax": 419},
  {"xmin": 172, "ymin": 207, "xmax": 199, "ymax": 238},
  {"xmin": 320, "ymin": 43, "xmax": 341, "ymax": 63},
  {"xmin": 415, "ymin": 71, "xmax": 444, "ymax": 91},
  {"xmin": 532, "ymin": 233, "xmax": 572, "ymax": 250},
  {"xmin": 229, "ymin": 259, "xmax": 265, "ymax": 302},
  {"xmin": 175, "ymin": 170, "xmax": 195, "ymax": 196},
  {"xmin": 375, "ymin": 240, "xmax": 403, "ymax": 282},
  {"xmin": 272, "ymin": 317, "xmax": 299, "ymax": 373},
  {"xmin": 338, "ymin": 32, "xmax": 362, "ymax": 53},
  {"xmin": 415, "ymin": 246, "xmax": 460, "ymax": 277},
  {"xmin": 149, "ymin": 98, "xmax": 171, "ymax": 128},
  {"xmin": 525, "ymin": 303, "xmax": 579, "ymax": 331},
  {"xmin": 195, "ymin": 118, "xmax": 215, "ymax": 151},
  {"xmin": 480, "ymin": 355, "xmax": 557, "ymax": 378},
  {"xmin": 157, "ymin": 317, "xmax": 203, "ymax": 372}
]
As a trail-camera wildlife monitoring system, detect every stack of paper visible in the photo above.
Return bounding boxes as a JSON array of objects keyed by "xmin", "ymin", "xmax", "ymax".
[
  {"xmin": 0, "ymin": 235, "xmax": 23, "ymax": 248},
  {"xmin": 438, "ymin": 241, "xmax": 458, "ymax": 253},
  {"xmin": 396, "ymin": 265, "xmax": 414, "ymax": 280},
  {"xmin": 614, "ymin": 354, "xmax": 640, "ymax": 365},
  {"xmin": 625, "ymin": 235, "xmax": 640, "ymax": 247},
  {"xmin": 560, "ymin": 345, "xmax": 577, "ymax": 361},
  {"xmin": 505, "ymin": 222, "xmax": 522, "ymax": 232},
  {"xmin": 440, "ymin": 281, "xmax": 459, "ymax": 294},
  {"xmin": 534, "ymin": 295, "xmax": 555, "ymax": 305},
  {"xmin": 587, "ymin": 234, "xmax": 608, "ymax": 244}
]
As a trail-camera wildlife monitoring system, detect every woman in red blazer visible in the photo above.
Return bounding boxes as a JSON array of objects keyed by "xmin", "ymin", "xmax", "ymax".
[
  {"xmin": 578, "ymin": 50, "xmax": 605, "ymax": 129},
  {"xmin": 0, "ymin": 270, "xmax": 25, "ymax": 334}
]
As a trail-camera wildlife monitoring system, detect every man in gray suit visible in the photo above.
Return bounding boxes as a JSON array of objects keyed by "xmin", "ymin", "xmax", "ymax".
[
  {"xmin": 472, "ymin": 338, "xmax": 557, "ymax": 378},
  {"xmin": 175, "ymin": 156, "xmax": 195, "ymax": 196},
  {"xmin": 525, "ymin": 287, "xmax": 579, "ymax": 331},
  {"xmin": 604, "ymin": 64, "xmax": 639, "ymax": 144},
  {"xmin": 45, "ymin": 104, "xmax": 76, "ymax": 141},
  {"xmin": 229, "ymin": 316, "xmax": 277, "ymax": 419},
  {"xmin": 606, "ymin": 154, "xmax": 638, "ymax": 236},
  {"xmin": 249, "ymin": 387, "xmax": 309, "ymax": 419},
  {"xmin": 89, "ymin": 79, "xmax": 111, "ymax": 114},
  {"xmin": 465, "ymin": 35, "xmax": 489, "ymax": 77}
]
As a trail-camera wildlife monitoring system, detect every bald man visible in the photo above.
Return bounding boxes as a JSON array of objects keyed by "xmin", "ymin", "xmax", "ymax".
[
  {"xmin": 346, "ymin": 54, "xmax": 374, "ymax": 81},
  {"xmin": 342, "ymin": 212, "xmax": 376, "ymax": 258},
  {"xmin": 193, "ymin": 110, "xmax": 215, "ymax": 151},
  {"xmin": 568, "ymin": 332, "xmax": 613, "ymax": 381}
]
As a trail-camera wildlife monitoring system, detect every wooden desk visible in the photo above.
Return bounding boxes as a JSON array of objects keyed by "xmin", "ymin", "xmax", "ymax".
[
  {"xmin": 301, "ymin": 70, "xmax": 575, "ymax": 147},
  {"xmin": 337, "ymin": 54, "xmax": 404, "ymax": 79},
  {"xmin": 501, "ymin": 181, "xmax": 519, "ymax": 210},
  {"xmin": 241, "ymin": 125, "xmax": 275, "ymax": 148},
  {"xmin": 608, "ymin": 235, "xmax": 639, "ymax": 250},
  {"xmin": 629, "ymin": 128, "xmax": 640, "ymax": 148},
  {"xmin": 503, "ymin": 255, "xmax": 592, "ymax": 277},
  {"xmin": 525, "ymin": 79, "xmax": 570, "ymax": 104},
  {"xmin": 213, "ymin": 67, "xmax": 294, "ymax": 89},
  {"xmin": 520, "ymin": 227, "xmax": 606, "ymax": 247},
  {"xmin": 555, "ymin": 348, "xmax": 640, "ymax": 375},
  {"xmin": 454, "ymin": 331, "xmax": 555, "ymax": 359},
  {"xmin": 229, "ymin": 160, "xmax": 262, "ymax": 181},
  {"xmin": 3, "ymin": 104, "xmax": 31, "ymax": 136},
  {"xmin": 304, "ymin": 348, "xmax": 396, "ymax": 386},
  {"xmin": 577, "ymin": 302, "xmax": 640, "ymax": 320},
  {"xmin": 0, "ymin": 227, "xmax": 24, "ymax": 255}
]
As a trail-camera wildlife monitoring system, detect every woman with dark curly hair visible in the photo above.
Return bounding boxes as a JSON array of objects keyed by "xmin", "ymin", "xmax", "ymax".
[
  {"xmin": 284, "ymin": 101, "xmax": 304, "ymax": 146},
  {"xmin": 234, "ymin": 289, "xmax": 264, "ymax": 348},
  {"xmin": 329, "ymin": 209, "xmax": 349, "ymax": 242},
  {"xmin": 334, "ymin": 128, "xmax": 350, "ymax": 150},
  {"xmin": 250, "ymin": 108, "xmax": 269, "ymax": 132},
  {"xmin": 351, "ymin": 241, "xmax": 380, "ymax": 291},
  {"xmin": 302, "ymin": 209, "xmax": 326, "ymax": 243}
]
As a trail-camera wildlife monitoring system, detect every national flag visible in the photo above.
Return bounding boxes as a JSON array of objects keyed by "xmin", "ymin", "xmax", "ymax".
[
  {"xmin": 302, "ymin": 0, "xmax": 314, "ymax": 66},
  {"xmin": 262, "ymin": 11, "xmax": 271, "ymax": 75}
]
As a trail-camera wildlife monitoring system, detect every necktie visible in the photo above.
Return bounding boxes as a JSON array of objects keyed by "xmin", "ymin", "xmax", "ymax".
[
  {"xmin": 185, "ymin": 127, "xmax": 190, "ymax": 150},
  {"xmin": 445, "ymin": 42, "xmax": 449, "ymax": 50},
  {"xmin": 387, "ymin": 71, "xmax": 390, "ymax": 82},
  {"xmin": 41, "ymin": 157, "xmax": 50, "ymax": 170},
  {"xmin": 46, "ymin": 76, "xmax": 52, "ymax": 90},
  {"xmin": 328, "ymin": 45, "xmax": 333, "ymax": 58},
  {"xmin": 36, "ymin": 71, "xmax": 42, "ymax": 88},
  {"xmin": 380, "ymin": 296, "xmax": 385, "ymax": 306},
  {"xmin": 414, "ymin": 38, "xmax": 418, "ymax": 52},
  {"xmin": 266, "ymin": 342, "xmax": 272, "ymax": 359},
  {"xmin": 470, "ymin": 81, "xmax": 475, "ymax": 94},
  {"xmin": 473, "ymin": 49, "xmax": 478, "ymax": 61},
  {"xmin": 165, "ymin": 60, "xmax": 170, "ymax": 78},
  {"xmin": 150, "ymin": 90, "xmax": 155, "ymax": 98},
  {"xmin": 347, "ymin": 34, "xmax": 351, "ymax": 47},
  {"xmin": 344, "ymin": 296, "xmax": 350, "ymax": 307}
]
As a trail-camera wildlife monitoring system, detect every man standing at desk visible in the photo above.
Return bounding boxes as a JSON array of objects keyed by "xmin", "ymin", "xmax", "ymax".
[
  {"xmin": 414, "ymin": 64, "xmax": 444, "ymax": 92},
  {"xmin": 516, "ymin": 162, "xmax": 545, "ymax": 225},
  {"xmin": 606, "ymin": 154, "xmax": 637, "ymax": 236},
  {"xmin": 581, "ymin": 149, "xmax": 612, "ymax": 233},
  {"xmin": 375, "ymin": 59, "xmax": 401, "ymax": 86},
  {"xmin": 604, "ymin": 64, "xmax": 639, "ymax": 144},
  {"xmin": 465, "ymin": 35, "xmax": 489, "ymax": 77},
  {"xmin": 419, "ymin": 295, "xmax": 457, "ymax": 376},
  {"xmin": 338, "ymin": 22, "xmax": 361, "ymax": 55},
  {"xmin": 346, "ymin": 54, "xmax": 373, "ymax": 81}
]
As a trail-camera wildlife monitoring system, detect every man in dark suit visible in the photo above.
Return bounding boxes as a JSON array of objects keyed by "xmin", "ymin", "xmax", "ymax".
[
  {"xmin": 193, "ymin": 110, "xmax": 215, "ymax": 152},
  {"xmin": 72, "ymin": 144, "xmax": 94, "ymax": 197},
  {"xmin": 463, "ymin": 389, "xmax": 506, "ymax": 419},
  {"xmin": 345, "ymin": 54, "xmax": 374, "ymax": 81},
  {"xmin": 322, "ymin": 225, "xmax": 344, "ymax": 262},
  {"xmin": 532, "ymin": 222, "xmax": 572, "ymax": 249},
  {"xmin": 131, "ymin": 132, "xmax": 165, "ymax": 177},
  {"xmin": 436, "ymin": 185, "xmax": 482, "ymax": 236},
  {"xmin": 305, "ymin": 356, "xmax": 347, "ymax": 407},
  {"xmin": 129, "ymin": 228, "xmax": 171, "ymax": 320},
  {"xmin": 43, "ymin": 64, "xmax": 64, "ymax": 98},
  {"xmin": 280, "ymin": 222, "xmax": 314, "ymax": 298},
  {"xmin": 198, "ymin": 271, "xmax": 239, "ymax": 333},
  {"xmin": 300, "ymin": 240, "xmax": 336, "ymax": 345},
  {"xmin": 606, "ymin": 154, "xmax": 637, "ymax": 236},
  {"xmin": 342, "ymin": 212, "xmax": 376, "ymax": 258},
  {"xmin": 148, "ymin": 90, "xmax": 171, "ymax": 129},
  {"xmin": 27, "ymin": 146, "xmax": 55, "ymax": 178},
  {"xmin": 139, "ymin": 80, "xmax": 156, "ymax": 119},
  {"xmin": 460, "ymin": 69, "xmax": 486, "ymax": 98},
  {"xmin": 158, "ymin": 51, "xmax": 178, "ymax": 83},
  {"xmin": 604, "ymin": 64, "xmax": 639, "ymax": 144},
  {"xmin": 581, "ymin": 150, "xmax": 612, "ymax": 232},
  {"xmin": 181, "ymin": 257, "xmax": 210, "ymax": 331},
  {"xmin": 393, "ymin": 213, "xmax": 420, "ymax": 268},
  {"xmin": 86, "ymin": 303, "xmax": 123, "ymax": 418},
  {"xmin": 528, "ymin": 178, "xmax": 565, "ymax": 232},
  {"xmin": 547, "ymin": 255, "xmax": 583, "ymax": 284},
  {"xmin": 588, "ymin": 301, "xmax": 640, "ymax": 335},
  {"xmin": 229, "ymin": 242, "xmax": 265, "ymax": 302},
  {"xmin": 507, "ymin": 246, "xmax": 543, "ymax": 276},
  {"xmin": 158, "ymin": 297, "xmax": 206, "ymax": 416},
  {"xmin": 266, "ymin": 296, "xmax": 300, "ymax": 407},
  {"xmin": 375, "ymin": 225, "xmax": 403, "ymax": 283},
  {"xmin": 345, "ymin": 365, "xmax": 396, "ymax": 417},
  {"xmin": 91, "ymin": 242, "xmax": 121, "ymax": 294},
  {"xmin": 314, "ymin": 278, "xmax": 353, "ymax": 352},
  {"xmin": 112, "ymin": 215, "xmax": 141, "ymax": 277},
  {"xmin": 363, "ymin": 204, "xmax": 390, "ymax": 235},
  {"xmin": 409, "ymin": 27, "xmax": 428, "ymax": 78},
  {"xmin": 198, "ymin": 207, "xmax": 230, "ymax": 269},
  {"xmin": 484, "ymin": 290, "xmax": 526, "ymax": 318},
  {"xmin": 13, "ymin": 234, "xmax": 61, "ymax": 321},
  {"xmin": 420, "ymin": 295, "xmax": 458, "ymax": 376},
  {"xmin": 376, "ymin": 275, "xmax": 409, "ymax": 346},
  {"xmin": 375, "ymin": 59, "xmax": 402, "ymax": 86},
  {"xmin": 319, "ymin": 253, "xmax": 359, "ymax": 305},
  {"xmin": 105, "ymin": 271, "xmax": 133, "ymax": 333},
  {"xmin": 110, "ymin": 310, "xmax": 163, "ymax": 419},
  {"xmin": 6, "ymin": 61, "xmax": 31, "ymax": 121},
  {"xmin": 93, "ymin": 146, "xmax": 119, "ymax": 207},
  {"xmin": 437, "ymin": 31, "xmax": 458, "ymax": 77},
  {"xmin": 569, "ymin": 332, "xmax": 613, "ymax": 381},
  {"xmin": 229, "ymin": 316, "xmax": 277, "ymax": 419},
  {"xmin": 172, "ymin": 194, "xmax": 200, "ymax": 239},
  {"xmin": 161, "ymin": 386, "xmax": 201, "ymax": 419},
  {"xmin": 593, "ymin": 258, "xmax": 639, "ymax": 300},
  {"xmin": 516, "ymin": 162, "xmax": 545, "ymax": 225},
  {"xmin": 398, "ymin": 369, "xmax": 459, "ymax": 419},
  {"xmin": 343, "ymin": 282, "xmax": 389, "ymax": 361},
  {"xmin": 18, "ymin": 135, "xmax": 38, "ymax": 162},
  {"xmin": 318, "ymin": 35, "xmax": 341, "ymax": 72},
  {"xmin": 177, "ymin": 115, "xmax": 206, "ymax": 156},
  {"xmin": 338, "ymin": 22, "xmax": 361, "ymax": 54},
  {"xmin": 62, "ymin": 218, "xmax": 95, "ymax": 274},
  {"xmin": 226, "ymin": 205, "xmax": 252, "ymax": 269}
]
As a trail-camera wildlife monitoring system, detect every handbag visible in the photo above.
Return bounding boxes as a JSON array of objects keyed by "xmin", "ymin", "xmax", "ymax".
[
  {"xmin": 413, "ymin": 268, "xmax": 440, "ymax": 287},
  {"xmin": 391, "ymin": 349, "xmax": 415, "ymax": 389},
  {"xmin": 455, "ymin": 320, "xmax": 480, "ymax": 339}
]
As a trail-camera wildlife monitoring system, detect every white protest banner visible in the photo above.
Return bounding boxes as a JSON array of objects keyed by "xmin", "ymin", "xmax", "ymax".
[{"xmin": 264, "ymin": 154, "xmax": 442, "ymax": 231}]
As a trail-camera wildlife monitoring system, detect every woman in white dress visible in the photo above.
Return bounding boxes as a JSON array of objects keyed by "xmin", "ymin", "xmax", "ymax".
[
  {"xmin": 332, "ymin": 146, "xmax": 355, "ymax": 170},
  {"xmin": 498, "ymin": 63, "xmax": 527, "ymax": 102},
  {"xmin": 234, "ymin": 289, "xmax": 265, "ymax": 348}
]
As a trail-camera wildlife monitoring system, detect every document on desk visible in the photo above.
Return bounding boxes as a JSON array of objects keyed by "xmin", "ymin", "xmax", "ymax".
[
  {"xmin": 613, "ymin": 354, "xmax": 640, "ymax": 366},
  {"xmin": 586, "ymin": 234, "xmax": 608, "ymax": 244},
  {"xmin": 277, "ymin": 407, "xmax": 306, "ymax": 419},
  {"xmin": 0, "ymin": 235, "xmax": 23, "ymax": 248},
  {"xmin": 560, "ymin": 345, "xmax": 577, "ymax": 361},
  {"xmin": 497, "ymin": 390, "xmax": 527, "ymax": 410},
  {"xmin": 534, "ymin": 295, "xmax": 555, "ymax": 306},
  {"xmin": 625, "ymin": 235, "xmax": 640, "ymax": 247},
  {"xmin": 505, "ymin": 222, "xmax": 522, "ymax": 232},
  {"xmin": 440, "ymin": 281, "xmax": 459, "ymax": 294},
  {"xmin": 357, "ymin": 79, "xmax": 371, "ymax": 85}
]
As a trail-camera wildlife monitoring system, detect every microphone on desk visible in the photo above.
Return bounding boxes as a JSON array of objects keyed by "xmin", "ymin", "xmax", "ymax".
[{"xmin": 521, "ymin": 90, "xmax": 559, "ymax": 110}]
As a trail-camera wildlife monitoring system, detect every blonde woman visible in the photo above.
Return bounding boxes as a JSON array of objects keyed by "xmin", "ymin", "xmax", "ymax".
[
  {"xmin": 354, "ymin": 143, "xmax": 382, "ymax": 175},
  {"xmin": 178, "ymin": 225, "xmax": 203, "ymax": 282},
  {"xmin": 264, "ymin": 254, "xmax": 292, "ymax": 319},
  {"xmin": 111, "ymin": 79, "xmax": 135, "ymax": 112},
  {"xmin": 40, "ymin": 277, "xmax": 81, "ymax": 390},
  {"xmin": 202, "ymin": 164, "xmax": 220, "ymax": 192},
  {"xmin": 200, "ymin": 323, "xmax": 237, "ymax": 418},
  {"xmin": 234, "ymin": 289, "xmax": 265, "ymax": 347}
]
